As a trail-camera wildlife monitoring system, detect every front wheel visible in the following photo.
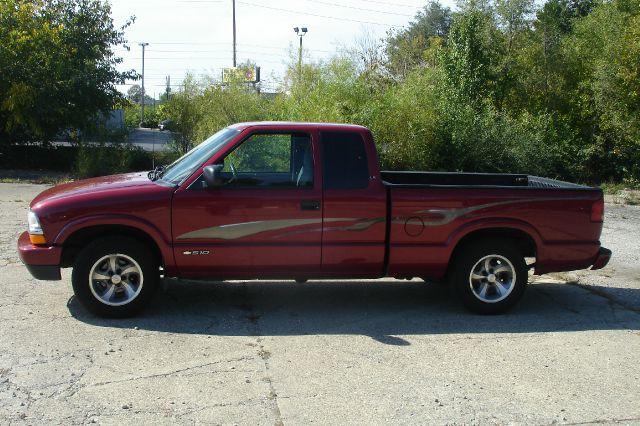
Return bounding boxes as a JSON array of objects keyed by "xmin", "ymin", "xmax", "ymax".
[
  {"xmin": 71, "ymin": 237, "xmax": 159, "ymax": 318},
  {"xmin": 450, "ymin": 240, "xmax": 528, "ymax": 314}
]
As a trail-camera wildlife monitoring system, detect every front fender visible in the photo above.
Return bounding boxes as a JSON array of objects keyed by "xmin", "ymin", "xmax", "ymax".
[{"xmin": 53, "ymin": 214, "xmax": 176, "ymax": 274}]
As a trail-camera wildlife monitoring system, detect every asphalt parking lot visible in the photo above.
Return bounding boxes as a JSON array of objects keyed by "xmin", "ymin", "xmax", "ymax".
[{"xmin": 1, "ymin": 182, "xmax": 639, "ymax": 425}]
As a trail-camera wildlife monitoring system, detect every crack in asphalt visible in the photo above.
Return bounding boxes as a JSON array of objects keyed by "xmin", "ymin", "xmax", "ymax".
[
  {"xmin": 562, "ymin": 417, "xmax": 640, "ymax": 425},
  {"xmin": 530, "ymin": 284, "xmax": 582, "ymax": 315},
  {"xmin": 87, "ymin": 356, "xmax": 255, "ymax": 389},
  {"xmin": 169, "ymin": 397, "xmax": 266, "ymax": 421},
  {"xmin": 241, "ymin": 283, "xmax": 285, "ymax": 426},
  {"xmin": 44, "ymin": 369, "xmax": 87, "ymax": 400},
  {"xmin": 1, "ymin": 373, "xmax": 36, "ymax": 423},
  {"xmin": 566, "ymin": 280, "xmax": 640, "ymax": 315}
]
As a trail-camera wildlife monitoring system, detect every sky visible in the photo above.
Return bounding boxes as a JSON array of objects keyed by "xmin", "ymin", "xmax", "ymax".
[{"xmin": 109, "ymin": 0, "xmax": 456, "ymax": 96}]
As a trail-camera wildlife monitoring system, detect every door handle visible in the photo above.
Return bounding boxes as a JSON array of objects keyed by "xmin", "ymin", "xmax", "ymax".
[{"xmin": 300, "ymin": 200, "xmax": 321, "ymax": 211}]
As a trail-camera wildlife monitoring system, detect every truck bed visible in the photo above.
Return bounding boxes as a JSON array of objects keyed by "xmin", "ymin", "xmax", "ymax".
[
  {"xmin": 381, "ymin": 171, "xmax": 590, "ymax": 190},
  {"xmin": 382, "ymin": 171, "xmax": 603, "ymax": 279}
]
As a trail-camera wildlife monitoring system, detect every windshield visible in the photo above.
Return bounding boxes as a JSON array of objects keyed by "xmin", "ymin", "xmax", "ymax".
[{"xmin": 158, "ymin": 127, "xmax": 239, "ymax": 185}]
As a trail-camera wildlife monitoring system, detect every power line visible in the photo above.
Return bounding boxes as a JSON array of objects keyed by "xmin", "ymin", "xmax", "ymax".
[
  {"xmin": 116, "ymin": 45, "xmax": 336, "ymax": 54},
  {"xmin": 298, "ymin": 0, "xmax": 414, "ymax": 16},
  {"xmin": 126, "ymin": 56, "xmax": 232, "ymax": 60},
  {"xmin": 161, "ymin": 0, "xmax": 422, "ymax": 8},
  {"xmin": 125, "ymin": 42, "xmax": 336, "ymax": 54},
  {"xmin": 240, "ymin": 43, "xmax": 334, "ymax": 53},
  {"xmin": 124, "ymin": 50, "xmax": 332, "ymax": 59},
  {"xmin": 131, "ymin": 41, "xmax": 228, "ymax": 46},
  {"xmin": 353, "ymin": 0, "xmax": 424, "ymax": 9},
  {"xmin": 236, "ymin": 1, "xmax": 401, "ymax": 27}
]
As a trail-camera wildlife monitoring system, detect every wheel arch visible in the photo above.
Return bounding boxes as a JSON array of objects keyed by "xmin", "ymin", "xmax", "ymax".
[
  {"xmin": 60, "ymin": 224, "xmax": 164, "ymax": 269},
  {"xmin": 447, "ymin": 224, "xmax": 539, "ymax": 277}
]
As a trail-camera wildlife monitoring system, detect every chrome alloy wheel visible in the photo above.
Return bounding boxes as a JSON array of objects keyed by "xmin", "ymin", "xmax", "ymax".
[
  {"xmin": 89, "ymin": 254, "xmax": 144, "ymax": 306},
  {"xmin": 468, "ymin": 254, "xmax": 516, "ymax": 303}
]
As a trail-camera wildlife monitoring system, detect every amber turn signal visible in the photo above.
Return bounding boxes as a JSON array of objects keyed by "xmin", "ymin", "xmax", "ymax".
[{"xmin": 29, "ymin": 234, "xmax": 47, "ymax": 245}]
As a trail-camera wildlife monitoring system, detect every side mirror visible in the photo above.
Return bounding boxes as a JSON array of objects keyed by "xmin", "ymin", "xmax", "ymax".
[{"xmin": 203, "ymin": 164, "xmax": 224, "ymax": 188}]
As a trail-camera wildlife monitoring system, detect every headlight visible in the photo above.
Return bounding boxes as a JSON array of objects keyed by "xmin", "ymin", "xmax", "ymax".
[
  {"xmin": 28, "ymin": 211, "xmax": 43, "ymax": 234},
  {"xmin": 28, "ymin": 211, "xmax": 46, "ymax": 244}
]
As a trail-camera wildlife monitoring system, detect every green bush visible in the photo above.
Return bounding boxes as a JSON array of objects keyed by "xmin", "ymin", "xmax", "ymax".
[
  {"xmin": 123, "ymin": 102, "xmax": 163, "ymax": 130},
  {"xmin": 1, "ymin": 139, "xmax": 180, "ymax": 179},
  {"xmin": 0, "ymin": 144, "xmax": 77, "ymax": 171},
  {"xmin": 74, "ymin": 143, "xmax": 152, "ymax": 178}
]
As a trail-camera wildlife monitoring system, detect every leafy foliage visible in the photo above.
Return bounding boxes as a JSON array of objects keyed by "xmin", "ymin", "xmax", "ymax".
[
  {"xmin": 139, "ymin": 0, "xmax": 640, "ymax": 184},
  {"xmin": 4, "ymin": 0, "xmax": 638, "ymax": 184},
  {"xmin": 0, "ymin": 0, "xmax": 135, "ymax": 145},
  {"xmin": 74, "ymin": 143, "xmax": 149, "ymax": 178},
  {"xmin": 385, "ymin": 2, "xmax": 453, "ymax": 79}
]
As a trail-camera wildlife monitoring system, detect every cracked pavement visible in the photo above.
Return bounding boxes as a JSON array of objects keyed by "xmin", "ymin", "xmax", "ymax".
[{"xmin": 0, "ymin": 182, "xmax": 639, "ymax": 425}]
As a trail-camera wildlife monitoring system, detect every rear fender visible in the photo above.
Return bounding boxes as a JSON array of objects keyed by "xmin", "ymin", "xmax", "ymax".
[{"xmin": 446, "ymin": 218, "xmax": 543, "ymax": 261}]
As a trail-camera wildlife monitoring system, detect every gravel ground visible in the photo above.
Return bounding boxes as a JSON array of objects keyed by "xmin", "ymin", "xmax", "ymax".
[{"xmin": 0, "ymin": 182, "xmax": 639, "ymax": 425}]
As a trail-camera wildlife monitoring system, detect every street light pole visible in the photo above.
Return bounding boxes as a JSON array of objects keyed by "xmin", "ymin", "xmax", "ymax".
[
  {"xmin": 232, "ymin": 0, "xmax": 237, "ymax": 67},
  {"xmin": 139, "ymin": 42, "xmax": 149, "ymax": 126},
  {"xmin": 293, "ymin": 27, "xmax": 307, "ymax": 82}
]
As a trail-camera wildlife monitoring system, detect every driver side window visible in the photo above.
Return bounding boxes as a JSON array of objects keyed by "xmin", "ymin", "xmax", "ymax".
[{"xmin": 221, "ymin": 133, "xmax": 313, "ymax": 188}]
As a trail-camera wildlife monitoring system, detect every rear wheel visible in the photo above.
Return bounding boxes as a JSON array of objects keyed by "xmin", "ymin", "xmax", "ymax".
[
  {"xmin": 71, "ymin": 237, "xmax": 159, "ymax": 318},
  {"xmin": 450, "ymin": 240, "xmax": 527, "ymax": 314}
]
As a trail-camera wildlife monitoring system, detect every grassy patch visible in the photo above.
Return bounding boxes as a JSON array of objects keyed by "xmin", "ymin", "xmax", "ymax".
[
  {"xmin": 0, "ymin": 170, "xmax": 74, "ymax": 185},
  {"xmin": 600, "ymin": 182, "xmax": 639, "ymax": 193},
  {"xmin": 600, "ymin": 183, "xmax": 640, "ymax": 205},
  {"xmin": 0, "ymin": 177, "xmax": 71, "ymax": 185}
]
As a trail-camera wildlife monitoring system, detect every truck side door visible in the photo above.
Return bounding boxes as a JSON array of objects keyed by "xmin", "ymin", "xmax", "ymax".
[
  {"xmin": 320, "ymin": 130, "xmax": 387, "ymax": 277},
  {"xmin": 171, "ymin": 131, "xmax": 322, "ymax": 279}
]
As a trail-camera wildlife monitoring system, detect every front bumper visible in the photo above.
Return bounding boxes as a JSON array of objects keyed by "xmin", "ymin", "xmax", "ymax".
[
  {"xmin": 590, "ymin": 247, "xmax": 612, "ymax": 270},
  {"xmin": 17, "ymin": 231, "xmax": 62, "ymax": 280}
]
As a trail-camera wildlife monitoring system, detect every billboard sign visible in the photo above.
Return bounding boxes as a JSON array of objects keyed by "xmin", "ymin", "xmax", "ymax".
[{"xmin": 222, "ymin": 66, "xmax": 261, "ymax": 83}]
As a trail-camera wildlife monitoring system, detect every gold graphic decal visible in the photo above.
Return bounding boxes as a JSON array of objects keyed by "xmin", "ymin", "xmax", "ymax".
[{"xmin": 177, "ymin": 218, "xmax": 357, "ymax": 240}]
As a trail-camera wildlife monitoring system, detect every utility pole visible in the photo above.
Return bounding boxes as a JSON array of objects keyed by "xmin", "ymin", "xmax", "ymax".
[
  {"xmin": 139, "ymin": 42, "xmax": 149, "ymax": 126},
  {"xmin": 293, "ymin": 27, "xmax": 307, "ymax": 82},
  {"xmin": 232, "ymin": 0, "xmax": 237, "ymax": 67}
]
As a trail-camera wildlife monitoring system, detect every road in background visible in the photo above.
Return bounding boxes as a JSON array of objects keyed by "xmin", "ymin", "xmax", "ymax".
[
  {"xmin": 52, "ymin": 128, "xmax": 172, "ymax": 152},
  {"xmin": 0, "ymin": 183, "xmax": 638, "ymax": 425},
  {"xmin": 126, "ymin": 128, "xmax": 172, "ymax": 152}
]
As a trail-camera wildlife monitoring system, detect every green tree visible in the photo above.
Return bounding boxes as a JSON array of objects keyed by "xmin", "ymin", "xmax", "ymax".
[
  {"xmin": 126, "ymin": 84, "xmax": 153, "ymax": 105},
  {"xmin": 0, "ymin": 0, "xmax": 135, "ymax": 145},
  {"xmin": 163, "ymin": 75, "xmax": 203, "ymax": 154},
  {"xmin": 560, "ymin": 0, "xmax": 640, "ymax": 181},
  {"xmin": 195, "ymin": 79, "xmax": 270, "ymax": 142},
  {"xmin": 442, "ymin": 6, "xmax": 500, "ymax": 106},
  {"xmin": 385, "ymin": 1, "xmax": 452, "ymax": 79}
]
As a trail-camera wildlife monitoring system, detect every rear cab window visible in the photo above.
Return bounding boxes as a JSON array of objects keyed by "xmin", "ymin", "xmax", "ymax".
[{"xmin": 321, "ymin": 131, "xmax": 369, "ymax": 190}]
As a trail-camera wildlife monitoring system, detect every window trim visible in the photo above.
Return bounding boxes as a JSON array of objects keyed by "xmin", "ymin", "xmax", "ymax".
[{"xmin": 191, "ymin": 130, "xmax": 315, "ymax": 190}]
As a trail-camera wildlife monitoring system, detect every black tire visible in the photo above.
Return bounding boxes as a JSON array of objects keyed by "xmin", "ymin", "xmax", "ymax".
[
  {"xmin": 450, "ymin": 239, "xmax": 527, "ymax": 314},
  {"xmin": 71, "ymin": 236, "xmax": 159, "ymax": 318}
]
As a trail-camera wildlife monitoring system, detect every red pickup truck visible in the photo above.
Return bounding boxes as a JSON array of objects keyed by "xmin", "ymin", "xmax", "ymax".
[{"xmin": 18, "ymin": 122, "xmax": 611, "ymax": 317}]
